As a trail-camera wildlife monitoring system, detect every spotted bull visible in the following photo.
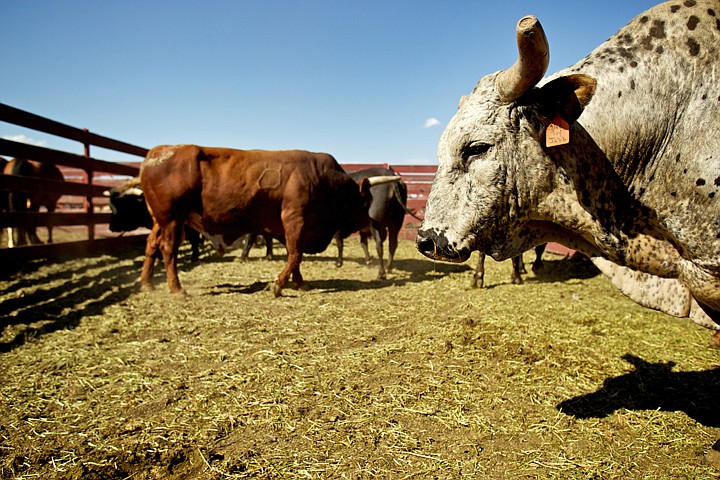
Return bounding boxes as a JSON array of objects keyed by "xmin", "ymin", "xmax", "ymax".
[
  {"xmin": 417, "ymin": 1, "xmax": 720, "ymax": 330},
  {"xmin": 139, "ymin": 145, "xmax": 400, "ymax": 296}
]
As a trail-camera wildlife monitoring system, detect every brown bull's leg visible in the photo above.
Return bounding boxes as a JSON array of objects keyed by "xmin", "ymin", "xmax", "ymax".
[
  {"xmin": 292, "ymin": 260, "xmax": 309, "ymax": 291},
  {"xmin": 274, "ymin": 251, "xmax": 303, "ymax": 297},
  {"xmin": 160, "ymin": 220, "xmax": 185, "ymax": 294},
  {"xmin": 140, "ymin": 223, "xmax": 162, "ymax": 290}
]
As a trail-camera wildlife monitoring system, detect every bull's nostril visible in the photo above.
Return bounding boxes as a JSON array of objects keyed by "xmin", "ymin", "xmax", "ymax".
[{"xmin": 416, "ymin": 233, "xmax": 436, "ymax": 255}]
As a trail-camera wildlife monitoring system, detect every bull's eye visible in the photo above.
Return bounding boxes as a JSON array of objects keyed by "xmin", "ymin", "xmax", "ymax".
[{"xmin": 461, "ymin": 143, "xmax": 491, "ymax": 162}]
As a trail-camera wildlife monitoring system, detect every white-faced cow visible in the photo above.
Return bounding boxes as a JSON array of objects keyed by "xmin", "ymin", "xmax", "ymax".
[
  {"xmin": 139, "ymin": 145, "xmax": 400, "ymax": 297},
  {"xmin": 417, "ymin": 1, "xmax": 720, "ymax": 331}
]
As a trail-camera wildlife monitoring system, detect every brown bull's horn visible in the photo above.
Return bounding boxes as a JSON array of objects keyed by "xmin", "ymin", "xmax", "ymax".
[
  {"xmin": 495, "ymin": 15, "xmax": 550, "ymax": 103},
  {"xmin": 367, "ymin": 175, "xmax": 402, "ymax": 186}
]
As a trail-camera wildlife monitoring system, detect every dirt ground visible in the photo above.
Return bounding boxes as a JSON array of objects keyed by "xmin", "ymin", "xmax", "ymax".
[{"xmin": 1, "ymin": 239, "xmax": 719, "ymax": 479}]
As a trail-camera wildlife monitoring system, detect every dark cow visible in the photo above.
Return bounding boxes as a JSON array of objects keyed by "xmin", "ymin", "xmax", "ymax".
[
  {"xmin": 471, "ymin": 245, "xmax": 546, "ymax": 289},
  {"xmin": 139, "ymin": 145, "xmax": 400, "ymax": 296},
  {"xmin": 105, "ymin": 178, "xmax": 203, "ymax": 262},
  {"xmin": 3, "ymin": 158, "xmax": 63, "ymax": 246},
  {"xmin": 417, "ymin": 2, "xmax": 720, "ymax": 330},
  {"xmin": 335, "ymin": 167, "xmax": 416, "ymax": 279},
  {"xmin": 238, "ymin": 233, "xmax": 274, "ymax": 261}
]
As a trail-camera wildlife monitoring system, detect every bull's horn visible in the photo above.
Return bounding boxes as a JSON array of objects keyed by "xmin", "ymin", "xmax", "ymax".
[
  {"xmin": 367, "ymin": 175, "xmax": 402, "ymax": 186},
  {"xmin": 495, "ymin": 15, "xmax": 549, "ymax": 103},
  {"xmin": 103, "ymin": 190, "xmax": 111, "ymax": 197}
]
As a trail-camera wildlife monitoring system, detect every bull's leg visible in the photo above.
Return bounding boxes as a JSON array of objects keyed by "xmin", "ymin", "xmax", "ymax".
[
  {"xmin": 274, "ymin": 251, "xmax": 304, "ymax": 297},
  {"xmin": 359, "ymin": 232, "xmax": 371, "ymax": 264},
  {"xmin": 372, "ymin": 228, "xmax": 386, "ymax": 280},
  {"xmin": 532, "ymin": 244, "xmax": 546, "ymax": 272},
  {"xmin": 334, "ymin": 232, "xmax": 344, "ymax": 268},
  {"xmin": 140, "ymin": 223, "xmax": 163, "ymax": 291},
  {"xmin": 292, "ymin": 261, "xmax": 309, "ymax": 291},
  {"xmin": 511, "ymin": 255, "xmax": 525, "ymax": 284},
  {"xmin": 46, "ymin": 205, "xmax": 56, "ymax": 243},
  {"xmin": 239, "ymin": 234, "xmax": 254, "ymax": 261},
  {"xmin": 386, "ymin": 227, "xmax": 400, "ymax": 274},
  {"xmin": 471, "ymin": 252, "xmax": 485, "ymax": 288},
  {"xmin": 186, "ymin": 228, "xmax": 201, "ymax": 262},
  {"xmin": 160, "ymin": 220, "xmax": 186, "ymax": 294},
  {"xmin": 27, "ymin": 228, "xmax": 42, "ymax": 245},
  {"xmin": 264, "ymin": 235, "xmax": 273, "ymax": 260}
]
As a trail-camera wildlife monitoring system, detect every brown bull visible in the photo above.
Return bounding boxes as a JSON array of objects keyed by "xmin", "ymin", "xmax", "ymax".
[
  {"xmin": 139, "ymin": 145, "xmax": 398, "ymax": 296},
  {"xmin": 3, "ymin": 158, "xmax": 63, "ymax": 247}
]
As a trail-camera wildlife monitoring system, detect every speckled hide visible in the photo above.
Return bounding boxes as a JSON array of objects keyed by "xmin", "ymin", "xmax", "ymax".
[{"xmin": 417, "ymin": 1, "xmax": 720, "ymax": 329}]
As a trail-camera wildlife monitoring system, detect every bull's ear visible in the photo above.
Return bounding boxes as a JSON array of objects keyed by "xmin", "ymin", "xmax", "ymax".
[{"xmin": 537, "ymin": 74, "xmax": 597, "ymax": 124}]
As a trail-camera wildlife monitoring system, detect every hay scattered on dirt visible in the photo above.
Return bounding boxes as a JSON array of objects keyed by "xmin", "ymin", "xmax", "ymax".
[{"xmin": 1, "ymin": 240, "xmax": 718, "ymax": 479}]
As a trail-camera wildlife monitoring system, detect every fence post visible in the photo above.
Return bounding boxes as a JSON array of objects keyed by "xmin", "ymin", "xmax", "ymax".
[{"xmin": 83, "ymin": 128, "xmax": 95, "ymax": 241}]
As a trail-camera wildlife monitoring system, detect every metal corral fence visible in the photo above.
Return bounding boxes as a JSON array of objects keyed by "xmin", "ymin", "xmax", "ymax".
[
  {"xmin": 0, "ymin": 104, "xmax": 437, "ymax": 265},
  {"xmin": 0, "ymin": 103, "xmax": 148, "ymax": 263}
]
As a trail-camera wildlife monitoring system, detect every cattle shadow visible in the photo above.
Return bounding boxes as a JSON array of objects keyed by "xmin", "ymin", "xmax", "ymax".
[
  {"xmin": 524, "ymin": 256, "xmax": 600, "ymax": 284},
  {"xmin": 202, "ymin": 256, "xmax": 470, "ymax": 296},
  {"xmin": 557, "ymin": 354, "xmax": 720, "ymax": 427}
]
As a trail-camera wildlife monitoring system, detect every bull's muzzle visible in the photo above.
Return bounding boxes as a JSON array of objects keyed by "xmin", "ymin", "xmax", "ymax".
[{"xmin": 416, "ymin": 228, "xmax": 470, "ymax": 263}]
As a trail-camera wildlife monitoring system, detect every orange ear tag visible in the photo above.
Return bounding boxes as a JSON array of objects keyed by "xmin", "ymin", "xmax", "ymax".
[{"xmin": 546, "ymin": 114, "xmax": 570, "ymax": 147}]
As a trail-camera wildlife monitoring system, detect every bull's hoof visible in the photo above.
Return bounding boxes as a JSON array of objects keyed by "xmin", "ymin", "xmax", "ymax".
[
  {"xmin": 377, "ymin": 272, "xmax": 387, "ymax": 280},
  {"xmin": 511, "ymin": 276, "xmax": 524, "ymax": 285},
  {"xmin": 710, "ymin": 331, "xmax": 720, "ymax": 348},
  {"xmin": 140, "ymin": 282, "xmax": 154, "ymax": 292},
  {"xmin": 264, "ymin": 255, "xmax": 273, "ymax": 261},
  {"xmin": 335, "ymin": 260, "xmax": 343, "ymax": 268},
  {"xmin": 703, "ymin": 439, "xmax": 720, "ymax": 467},
  {"xmin": 272, "ymin": 284, "xmax": 283, "ymax": 297},
  {"xmin": 470, "ymin": 278, "xmax": 482, "ymax": 289}
]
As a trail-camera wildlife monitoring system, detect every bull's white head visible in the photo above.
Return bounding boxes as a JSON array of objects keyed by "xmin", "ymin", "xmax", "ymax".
[{"xmin": 417, "ymin": 15, "xmax": 596, "ymax": 263}]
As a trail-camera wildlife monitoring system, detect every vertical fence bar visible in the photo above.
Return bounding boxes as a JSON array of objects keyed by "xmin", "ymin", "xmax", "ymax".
[{"xmin": 83, "ymin": 128, "xmax": 95, "ymax": 241}]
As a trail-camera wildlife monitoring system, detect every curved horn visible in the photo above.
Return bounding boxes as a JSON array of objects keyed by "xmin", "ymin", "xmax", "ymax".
[
  {"xmin": 367, "ymin": 175, "xmax": 402, "ymax": 186},
  {"xmin": 495, "ymin": 15, "xmax": 550, "ymax": 103}
]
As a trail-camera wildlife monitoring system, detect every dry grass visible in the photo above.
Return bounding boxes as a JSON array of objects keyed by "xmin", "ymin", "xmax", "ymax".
[{"xmin": 1, "ymin": 239, "xmax": 718, "ymax": 479}]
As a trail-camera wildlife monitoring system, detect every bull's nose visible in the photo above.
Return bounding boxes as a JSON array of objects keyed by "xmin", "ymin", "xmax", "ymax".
[{"xmin": 416, "ymin": 230, "xmax": 438, "ymax": 257}]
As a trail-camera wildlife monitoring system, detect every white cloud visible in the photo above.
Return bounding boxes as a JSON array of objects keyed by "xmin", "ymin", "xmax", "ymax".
[
  {"xmin": 423, "ymin": 117, "xmax": 441, "ymax": 129},
  {"xmin": 2, "ymin": 134, "xmax": 47, "ymax": 146}
]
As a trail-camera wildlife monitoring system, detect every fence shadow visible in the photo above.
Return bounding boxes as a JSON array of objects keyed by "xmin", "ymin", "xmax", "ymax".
[
  {"xmin": 557, "ymin": 354, "xmax": 720, "ymax": 427},
  {"xmin": 0, "ymin": 248, "xmax": 191, "ymax": 353}
]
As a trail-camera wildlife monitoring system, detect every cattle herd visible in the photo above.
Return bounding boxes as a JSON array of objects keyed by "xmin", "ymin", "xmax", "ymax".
[
  {"xmin": 1, "ymin": 0, "xmax": 719, "ymax": 411},
  {"xmin": 2, "ymin": 1, "xmax": 719, "ymax": 329}
]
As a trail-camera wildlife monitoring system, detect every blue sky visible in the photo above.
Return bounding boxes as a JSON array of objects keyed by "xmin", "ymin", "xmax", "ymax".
[{"xmin": 1, "ymin": 1, "xmax": 658, "ymax": 164}]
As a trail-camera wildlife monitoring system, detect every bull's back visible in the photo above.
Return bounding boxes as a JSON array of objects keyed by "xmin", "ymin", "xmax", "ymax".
[
  {"xmin": 140, "ymin": 145, "xmax": 345, "ymax": 230},
  {"xmin": 560, "ymin": 0, "xmax": 719, "ymax": 254}
]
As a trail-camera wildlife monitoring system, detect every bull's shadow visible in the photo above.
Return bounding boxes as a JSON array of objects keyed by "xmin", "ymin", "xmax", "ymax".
[
  {"xmin": 524, "ymin": 255, "xmax": 600, "ymax": 284},
  {"xmin": 557, "ymin": 354, "xmax": 720, "ymax": 427}
]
